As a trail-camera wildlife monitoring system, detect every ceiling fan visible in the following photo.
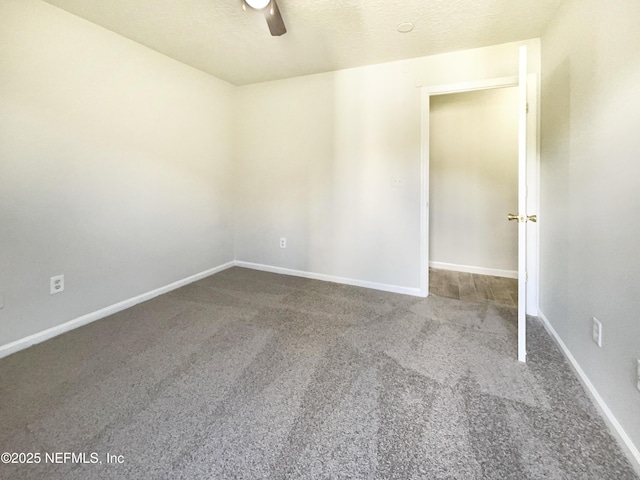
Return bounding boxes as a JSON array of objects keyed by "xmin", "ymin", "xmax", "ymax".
[{"xmin": 243, "ymin": 0, "xmax": 287, "ymax": 36}]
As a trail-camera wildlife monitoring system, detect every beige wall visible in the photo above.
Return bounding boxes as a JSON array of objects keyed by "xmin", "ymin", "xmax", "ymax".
[
  {"xmin": 540, "ymin": 0, "xmax": 640, "ymax": 459},
  {"xmin": 0, "ymin": 0, "xmax": 235, "ymax": 345},
  {"xmin": 429, "ymin": 87, "xmax": 519, "ymax": 274}
]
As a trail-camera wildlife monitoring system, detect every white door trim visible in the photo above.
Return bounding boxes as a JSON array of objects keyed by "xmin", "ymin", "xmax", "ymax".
[
  {"xmin": 517, "ymin": 45, "xmax": 528, "ymax": 363},
  {"xmin": 423, "ymin": 76, "xmax": 519, "ymax": 96},
  {"xmin": 419, "ymin": 71, "xmax": 540, "ymax": 316},
  {"xmin": 419, "ymin": 89, "xmax": 431, "ymax": 297}
]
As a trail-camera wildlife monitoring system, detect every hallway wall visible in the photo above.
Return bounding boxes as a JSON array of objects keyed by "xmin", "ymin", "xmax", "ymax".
[{"xmin": 429, "ymin": 87, "xmax": 519, "ymax": 276}]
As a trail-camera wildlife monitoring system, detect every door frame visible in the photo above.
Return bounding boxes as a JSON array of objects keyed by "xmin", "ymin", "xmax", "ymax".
[{"xmin": 419, "ymin": 74, "xmax": 540, "ymax": 317}]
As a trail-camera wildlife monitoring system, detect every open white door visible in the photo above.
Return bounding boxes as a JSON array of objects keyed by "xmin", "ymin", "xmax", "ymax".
[
  {"xmin": 515, "ymin": 45, "xmax": 529, "ymax": 363},
  {"xmin": 420, "ymin": 46, "xmax": 539, "ymax": 363}
]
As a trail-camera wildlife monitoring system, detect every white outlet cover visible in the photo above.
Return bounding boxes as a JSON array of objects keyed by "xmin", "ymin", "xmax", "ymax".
[
  {"xmin": 50, "ymin": 275, "xmax": 65, "ymax": 295},
  {"xmin": 592, "ymin": 317, "xmax": 602, "ymax": 347}
]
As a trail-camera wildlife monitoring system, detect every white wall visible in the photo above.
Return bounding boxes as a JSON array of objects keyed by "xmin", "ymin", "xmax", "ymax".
[
  {"xmin": 0, "ymin": 0, "xmax": 235, "ymax": 346},
  {"xmin": 235, "ymin": 39, "xmax": 539, "ymax": 291},
  {"xmin": 540, "ymin": 0, "xmax": 640, "ymax": 460},
  {"xmin": 234, "ymin": 66, "xmax": 422, "ymax": 289},
  {"xmin": 429, "ymin": 87, "xmax": 518, "ymax": 274}
]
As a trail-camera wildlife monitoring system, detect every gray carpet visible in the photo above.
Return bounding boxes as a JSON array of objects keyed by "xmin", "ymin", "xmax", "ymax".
[{"xmin": 0, "ymin": 267, "xmax": 637, "ymax": 479}]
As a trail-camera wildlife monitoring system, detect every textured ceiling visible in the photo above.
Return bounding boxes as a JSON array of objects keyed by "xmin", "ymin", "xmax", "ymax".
[{"xmin": 41, "ymin": 0, "xmax": 563, "ymax": 85}]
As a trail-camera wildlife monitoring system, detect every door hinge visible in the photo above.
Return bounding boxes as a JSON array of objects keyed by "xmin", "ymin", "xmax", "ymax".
[{"xmin": 526, "ymin": 102, "xmax": 529, "ymax": 114}]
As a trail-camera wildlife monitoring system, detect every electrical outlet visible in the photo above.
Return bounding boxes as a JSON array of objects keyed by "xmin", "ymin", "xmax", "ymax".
[
  {"xmin": 50, "ymin": 275, "xmax": 64, "ymax": 295},
  {"xmin": 279, "ymin": 237, "xmax": 287, "ymax": 249},
  {"xmin": 592, "ymin": 317, "xmax": 602, "ymax": 347},
  {"xmin": 392, "ymin": 177, "xmax": 403, "ymax": 187}
]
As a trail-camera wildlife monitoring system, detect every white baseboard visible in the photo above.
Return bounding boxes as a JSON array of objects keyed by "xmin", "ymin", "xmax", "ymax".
[
  {"xmin": 429, "ymin": 261, "xmax": 518, "ymax": 279},
  {"xmin": 538, "ymin": 310, "xmax": 640, "ymax": 473},
  {"xmin": 0, "ymin": 261, "xmax": 235, "ymax": 360},
  {"xmin": 235, "ymin": 261, "xmax": 423, "ymax": 297},
  {"xmin": 1, "ymin": 260, "xmax": 422, "ymax": 359}
]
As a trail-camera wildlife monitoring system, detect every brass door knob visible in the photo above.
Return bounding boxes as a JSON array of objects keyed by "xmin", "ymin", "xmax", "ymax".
[{"xmin": 508, "ymin": 213, "xmax": 538, "ymax": 222}]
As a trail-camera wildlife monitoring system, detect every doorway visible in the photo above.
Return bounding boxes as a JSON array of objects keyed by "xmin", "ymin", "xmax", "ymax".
[
  {"xmin": 418, "ymin": 58, "xmax": 540, "ymax": 363},
  {"xmin": 428, "ymin": 87, "xmax": 519, "ymax": 306}
]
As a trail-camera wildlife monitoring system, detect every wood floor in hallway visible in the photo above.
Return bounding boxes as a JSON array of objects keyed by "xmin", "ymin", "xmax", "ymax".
[{"xmin": 429, "ymin": 268, "xmax": 518, "ymax": 308}]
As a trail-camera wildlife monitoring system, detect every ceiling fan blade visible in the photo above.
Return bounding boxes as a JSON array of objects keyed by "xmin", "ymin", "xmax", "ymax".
[{"xmin": 264, "ymin": 0, "xmax": 286, "ymax": 36}]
